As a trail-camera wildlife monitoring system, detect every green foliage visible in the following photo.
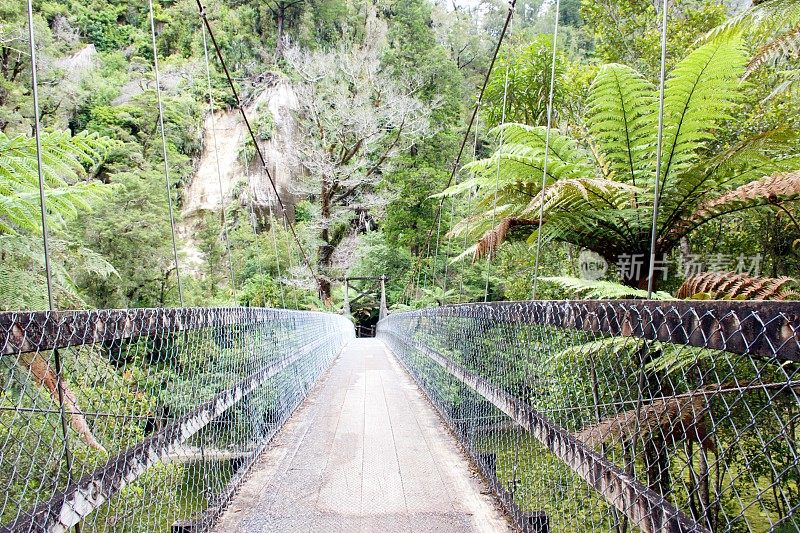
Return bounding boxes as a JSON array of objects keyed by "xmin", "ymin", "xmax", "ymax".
[
  {"xmin": 446, "ymin": 35, "xmax": 800, "ymax": 289},
  {"xmin": 581, "ymin": 0, "xmax": 727, "ymax": 78},
  {"xmin": 539, "ymin": 276, "xmax": 673, "ymax": 299},
  {"xmin": 238, "ymin": 273, "xmax": 283, "ymax": 307},
  {"xmin": 0, "ymin": 130, "xmax": 118, "ymax": 309},
  {"xmin": 0, "ymin": 131, "xmax": 116, "ymax": 234},
  {"xmin": 483, "ymin": 35, "xmax": 569, "ymax": 127},
  {"xmin": 254, "ymin": 103, "xmax": 275, "ymax": 141}
]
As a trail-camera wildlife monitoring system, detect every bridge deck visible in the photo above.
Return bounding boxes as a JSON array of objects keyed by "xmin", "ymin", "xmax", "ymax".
[{"xmin": 213, "ymin": 338, "xmax": 510, "ymax": 533}]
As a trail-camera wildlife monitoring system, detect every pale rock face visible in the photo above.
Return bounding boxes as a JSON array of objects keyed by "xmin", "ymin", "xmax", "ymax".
[
  {"xmin": 179, "ymin": 76, "xmax": 303, "ymax": 273},
  {"xmin": 183, "ymin": 77, "xmax": 301, "ymax": 216}
]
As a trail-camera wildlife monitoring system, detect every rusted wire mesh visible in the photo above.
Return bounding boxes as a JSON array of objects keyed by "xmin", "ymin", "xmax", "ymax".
[
  {"xmin": 378, "ymin": 300, "xmax": 800, "ymax": 533},
  {"xmin": 0, "ymin": 307, "xmax": 353, "ymax": 532}
]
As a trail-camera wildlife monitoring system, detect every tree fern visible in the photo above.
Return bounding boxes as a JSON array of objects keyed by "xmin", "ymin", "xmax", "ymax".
[{"xmin": 447, "ymin": 32, "xmax": 800, "ymax": 291}]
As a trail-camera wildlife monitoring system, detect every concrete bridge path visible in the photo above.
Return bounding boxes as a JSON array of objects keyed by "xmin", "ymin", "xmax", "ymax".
[{"xmin": 213, "ymin": 338, "xmax": 511, "ymax": 533}]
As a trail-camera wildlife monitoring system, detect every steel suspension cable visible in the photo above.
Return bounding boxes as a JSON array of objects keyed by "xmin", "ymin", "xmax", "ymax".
[
  {"xmin": 268, "ymin": 209, "xmax": 287, "ymax": 308},
  {"xmin": 148, "ymin": 0, "xmax": 184, "ymax": 306},
  {"xmin": 530, "ymin": 0, "xmax": 561, "ymax": 300},
  {"xmin": 27, "ymin": 4, "xmax": 80, "ymax": 530},
  {"xmin": 405, "ymin": 0, "xmax": 517, "ymax": 302},
  {"xmin": 200, "ymin": 21, "xmax": 237, "ymax": 293},
  {"xmin": 196, "ymin": 0, "xmax": 319, "ymax": 294},
  {"xmin": 459, "ymin": 114, "xmax": 480, "ymax": 302},
  {"xmin": 646, "ymin": 0, "xmax": 670, "ymax": 299},
  {"xmin": 484, "ymin": 14, "xmax": 513, "ymax": 303},
  {"xmin": 442, "ymin": 188, "xmax": 457, "ymax": 300}
]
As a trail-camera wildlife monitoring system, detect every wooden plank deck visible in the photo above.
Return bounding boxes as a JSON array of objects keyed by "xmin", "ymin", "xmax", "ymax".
[{"xmin": 213, "ymin": 338, "xmax": 510, "ymax": 533}]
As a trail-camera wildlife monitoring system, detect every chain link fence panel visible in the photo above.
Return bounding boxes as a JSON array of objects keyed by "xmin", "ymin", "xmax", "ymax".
[
  {"xmin": 378, "ymin": 301, "xmax": 800, "ymax": 533},
  {"xmin": 0, "ymin": 307, "xmax": 354, "ymax": 532}
]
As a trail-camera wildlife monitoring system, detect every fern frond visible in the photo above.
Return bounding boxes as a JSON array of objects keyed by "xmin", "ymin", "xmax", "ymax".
[
  {"xmin": 473, "ymin": 217, "xmax": 538, "ymax": 261},
  {"xmin": 677, "ymin": 271, "xmax": 796, "ymax": 300},
  {"xmin": 672, "ymin": 170, "xmax": 800, "ymax": 239},
  {"xmin": 587, "ymin": 64, "xmax": 656, "ymax": 185},
  {"xmin": 703, "ymin": 0, "xmax": 800, "ymax": 42},
  {"xmin": 523, "ymin": 178, "xmax": 642, "ymax": 216},
  {"xmin": 660, "ymin": 38, "xmax": 748, "ymax": 188},
  {"xmin": 539, "ymin": 276, "xmax": 673, "ymax": 300},
  {"xmin": 745, "ymin": 23, "xmax": 800, "ymax": 77},
  {"xmin": 0, "ymin": 131, "xmax": 117, "ymax": 235},
  {"xmin": 575, "ymin": 388, "xmax": 712, "ymax": 450}
]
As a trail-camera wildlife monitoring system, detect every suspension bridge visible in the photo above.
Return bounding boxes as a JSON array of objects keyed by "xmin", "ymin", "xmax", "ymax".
[{"xmin": 5, "ymin": 0, "xmax": 800, "ymax": 531}]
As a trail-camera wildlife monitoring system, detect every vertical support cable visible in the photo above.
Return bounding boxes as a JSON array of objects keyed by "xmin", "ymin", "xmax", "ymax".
[
  {"xmin": 405, "ymin": 0, "xmax": 517, "ymax": 304},
  {"xmin": 201, "ymin": 20, "xmax": 237, "ymax": 293},
  {"xmin": 269, "ymin": 210, "xmax": 288, "ymax": 308},
  {"xmin": 26, "ymin": 4, "xmax": 80, "ymax": 531},
  {"xmin": 343, "ymin": 278, "xmax": 350, "ymax": 315},
  {"xmin": 484, "ymin": 12, "xmax": 513, "ymax": 303},
  {"xmin": 459, "ymin": 113, "xmax": 480, "ymax": 303},
  {"xmin": 647, "ymin": 0, "xmax": 670, "ymax": 299},
  {"xmin": 441, "ymin": 191, "xmax": 456, "ymax": 300},
  {"xmin": 530, "ymin": 0, "xmax": 561, "ymax": 300},
  {"xmin": 379, "ymin": 275, "xmax": 388, "ymax": 321},
  {"xmin": 281, "ymin": 215, "xmax": 301, "ymax": 308},
  {"xmin": 148, "ymin": 0, "xmax": 184, "ymax": 306},
  {"xmin": 27, "ymin": 2, "xmax": 53, "ymax": 312}
]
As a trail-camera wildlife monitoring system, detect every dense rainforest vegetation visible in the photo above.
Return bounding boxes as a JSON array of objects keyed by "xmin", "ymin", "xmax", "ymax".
[
  {"xmin": 1, "ymin": 0, "xmax": 799, "ymax": 314},
  {"xmin": 2, "ymin": 0, "xmax": 800, "ymax": 530}
]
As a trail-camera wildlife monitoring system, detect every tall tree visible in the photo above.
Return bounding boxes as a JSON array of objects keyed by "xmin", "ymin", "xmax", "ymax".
[
  {"xmin": 286, "ymin": 21, "xmax": 430, "ymax": 300},
  {"xmin": 267, "ymin": 0, "xmax": 304, "ymax": 60},
  {"xmin": 581, "ymin": 0, "xmax": 727, "ymax": 78}
]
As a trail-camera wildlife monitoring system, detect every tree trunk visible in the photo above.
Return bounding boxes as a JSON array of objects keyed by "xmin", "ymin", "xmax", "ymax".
[
  {"xmin": 617, "ymin": 252, "xmax": 668, "ymax": 292},
  {"xmin": 275, "ymin": 6, "xmax": 285, "ymax": 61},
  {"xmin": 318, "ymin": 177, "xmax": 333, "ymax": 303}
]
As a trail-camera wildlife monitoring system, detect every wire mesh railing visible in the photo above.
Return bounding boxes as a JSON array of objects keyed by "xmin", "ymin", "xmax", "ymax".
[
  {"xmin": 378, "ymin": 300, "xmax": 800, "ymax": 533},
  {"xmin": 0, "ymin": 307, "xmax": 353, "ymax": 532}
]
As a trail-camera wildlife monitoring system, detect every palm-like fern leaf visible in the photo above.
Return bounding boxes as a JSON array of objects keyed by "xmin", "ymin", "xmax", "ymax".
[
  {"xmin": 677, "ymin": 271, "xmax": 797, "ymax": 300},
  {"xmin": 473, "ymin": 217, "xmax": 538, "ymax": 261},
  {"xmin": 704, "ymin": 0, "xmax": 800, "ymax": 41},
  {"xmin": 587, "ymin": 64, "xmax": 655, "ymax": 186},
  {"xmin": 0, "ymin": 131, "xmax": 118, "ymax": 310},
  {"xmin": 575, "ymin": 387, "xmax": 711, "ymax": 450},
  {"xmin": 659, "ymin": 38, "xmax": 747, "ymax": 189},
  {"xmin": 539, "ymin": 276, "xmax": 673, "ymax": 300},
  {"xmin": 667, "ymin": 170, "xmax": 800, "ymax": 240},
  {"xmin": 0, "ymin": 131, "xmax": 117, "ymax": 235},
  {"xmin": 745, "ymin": 23, "xmax": 800, "ymax": 77}
]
